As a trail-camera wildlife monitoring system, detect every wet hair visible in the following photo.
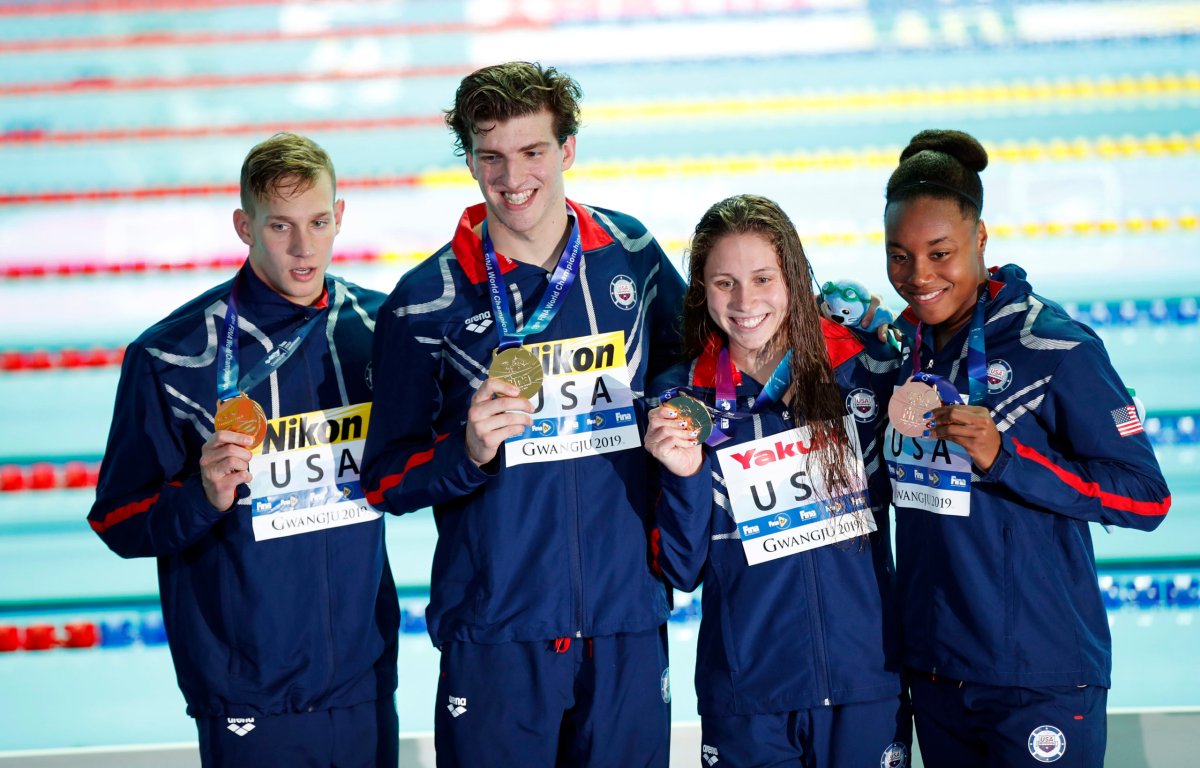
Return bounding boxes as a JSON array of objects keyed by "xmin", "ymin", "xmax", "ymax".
[
  {"xmin": 885, "ymin": 129, "xmax": 988, "ymax": 220},
  {"xmin": 239, "ymin": 132, "xmax": 336, "ymax": 216},
  {"xmin": 683, "ymin": 194, "xmax": 859, "ymax": 499},
  {"xmin": 445, "ymin": 61, "xmax": 582, "ymax": 156}
]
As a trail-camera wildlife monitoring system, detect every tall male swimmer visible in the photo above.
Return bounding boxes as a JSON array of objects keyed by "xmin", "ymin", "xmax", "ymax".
[{"xmin": 363, "ymin": 62, "xmax": 685, "ymax": 767}]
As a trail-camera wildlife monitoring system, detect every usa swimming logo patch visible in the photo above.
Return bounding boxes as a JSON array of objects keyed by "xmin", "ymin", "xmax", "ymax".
[
  {"xmin": 609, "ymin": 274, "xmax": 637, "ymax": 309},
  {"xmin": 846, "ymin": 387, "xmax": 879, "ymax": 423},
  {"xmin": 986, "ymin": 358, "xmax": 1012, "ymax": 394},
  {"xmin": 880, "ymin": 741, "xmax": 908, "ymax": 767},
  {"xmin": 1028, "ymin": 725, "xmax": 1066, "ymax": 762}
]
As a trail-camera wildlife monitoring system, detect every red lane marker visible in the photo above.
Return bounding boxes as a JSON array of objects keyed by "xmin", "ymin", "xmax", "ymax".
[
  {"xmin": 63, "ymin": 622, "xmax": 100, "ymax": 649},
  {"xmin": 0, "ymin": 115, "xmax": 446, "ymax": 145},
  {"xmin": 0, "ymin": 18, "xmax": 547, "ymax": 54},
  {"xmin": 0, "ymin": 347, "xmax": 127, "ymax": 372},
  {"xmin": 0, "ymin": 63, "xmax": 473, "ymax": 98},
  {"xmin": 0, "ymin": 173, "xmax": 423, "ymax": 205},
  {"xmin": 22, "ymin": 624, "xmax": 58, "ymax": 651},
  {"xmin": 0, "ymin": 0, "xmax": 380, "ymax": 18},
  {"xmin": 0, "ymin": 461, "xmax": 103, "ymax": 492},
  {"xmin": 1, "ymin": 249, "xmax": 385, "ymax": 280}
]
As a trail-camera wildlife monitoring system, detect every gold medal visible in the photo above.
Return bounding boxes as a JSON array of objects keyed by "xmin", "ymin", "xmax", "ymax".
[
  {"xmin": 670, "ymin": 394, "xmax": 713, "ymax": 444},
  {"xmin": 214, "ymin": 393, "xmax": 268, "ymax": 448},
  {"xmin": 488, "ymin": 347, "xmax": 543, "ymax": 400},
  {"xmin": 887, "ymin": 379, "xmax": 942, "ymax": 438}
]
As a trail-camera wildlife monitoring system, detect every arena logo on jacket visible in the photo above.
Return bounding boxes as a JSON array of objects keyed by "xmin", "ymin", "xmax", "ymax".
[
  {"xmin": 247, "ymin": 402, "xmax": 381, "ymax": 540},
  {"xmin": 716, "ymin": 417, "xmax": 875, "ymax": 566},
  {"xmin": 504, "ymin": 330, "xmax": 639, "ymax": 466}
]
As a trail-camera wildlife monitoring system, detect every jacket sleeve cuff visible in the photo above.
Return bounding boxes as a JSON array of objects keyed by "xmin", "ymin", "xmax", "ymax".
[
  {"xmin": 659, "ymin": 454, "xmax": 712, "ymax": 515},
  {"xmin": 444, "ymin": 430, "xmax": 493, "ymax": 490},
  {"xmin": 182, "ymin": 475, "xmax": 228, "ymax": 528},
  {"xmin": 978, "ymin": 432, "xmax": 1013, "ymax": 483}
]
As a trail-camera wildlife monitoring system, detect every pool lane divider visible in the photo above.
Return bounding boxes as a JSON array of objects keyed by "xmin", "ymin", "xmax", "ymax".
[
  {"xmin": 0, "ymin": 410, "xmax": 1197, "ymax": 492},
  {"xmin": 3, "ymin": 68, "xmax": 1196, "ymax": 120},
  {"xmin": 1, "ymin": 575, "xmax": 1198, "ymax": 652},
  {"xmin": 1, "ymin": 209, "xmax": 1197, "ymax": 282},
  {"xmin": 1, "ymin": 133, "xmax": 1196, "ymax": 206},
  {"xmin": 0, "ymin": 17, "xmax": 552, "ymax": 54},
  {"xmin": 0, "ymin": 299, "xmax": 1194, "ymax": 375}
]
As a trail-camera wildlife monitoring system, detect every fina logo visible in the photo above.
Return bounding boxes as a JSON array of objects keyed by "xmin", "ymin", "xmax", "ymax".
[
  {"xmin": 880, "ymin": 742, "xmax": 908, "ymax": 768},
  {"xmin": 987, "ymin": 358, "xmax": 1013, "ymax": 394},
  {"xmin": 609, "ymin": 274, "xmax": 637, "ymax": 310},
  {"xmin": 769, "ymin": 513, "xmax": 791, "ymax": 530},
  {"xmin": 1028, "ymin": 725, "xmax": 1066, "ymax": 762},
  {"xmin": 846, "ymin": 387, "xmax": 878, "ymax": 422},
  {"xmin": 226, "ymin": 717, "xmax": 256, "ymax": 736}
]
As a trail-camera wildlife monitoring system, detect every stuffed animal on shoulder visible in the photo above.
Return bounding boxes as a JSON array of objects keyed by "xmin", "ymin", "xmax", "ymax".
[{"xmin": 818, "ymin": 279, "xmax": 894, "ymax": 333}]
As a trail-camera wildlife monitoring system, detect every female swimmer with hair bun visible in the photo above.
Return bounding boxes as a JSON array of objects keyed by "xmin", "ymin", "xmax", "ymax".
[
  {"xmin": 645, "ymin": 194, "xmax": 911, "ymax": 768},
  {"xmin": 881, "ymin": 129, "xmax": 1171, "ymax": 768}
]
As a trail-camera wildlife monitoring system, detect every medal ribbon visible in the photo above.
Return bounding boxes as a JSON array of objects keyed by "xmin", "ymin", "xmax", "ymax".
[
  {"xmin": 481, "ymin": 212, "xmax": 582, "ymax": 352},
  {"xmin": 910, "ymin": 288, "xmax": 989, "ymax": 406},
  {"xmin": 217, "ymin": 274, "xmax": 328, "ymax": 403},
  {"xmin": 715, "ymin": 345, "xmax": 792, "ymax": 413},
  {"xmin": 658, "ymin": 342, "xmax": 794, "ymax": 447}
]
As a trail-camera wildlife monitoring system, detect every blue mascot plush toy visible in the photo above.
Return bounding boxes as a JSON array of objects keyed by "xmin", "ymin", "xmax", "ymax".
[{"xmin": 818, "ymin": 279, "xmax": 893, "ymax": 332}]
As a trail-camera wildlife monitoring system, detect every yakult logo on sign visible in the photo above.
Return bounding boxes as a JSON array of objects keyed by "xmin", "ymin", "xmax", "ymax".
[{"xmin": 728, "ymin": 438, "xmax": 814, "ymax": 470}]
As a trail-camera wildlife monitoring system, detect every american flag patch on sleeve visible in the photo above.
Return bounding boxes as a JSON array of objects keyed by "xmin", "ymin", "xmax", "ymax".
[{"xmin": 1111, "ymin": 405, "xmax": 1144, "ymax": 437}]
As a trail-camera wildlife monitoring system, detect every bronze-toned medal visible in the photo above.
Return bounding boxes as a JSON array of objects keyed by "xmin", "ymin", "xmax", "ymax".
[
  {"xmin": 670, "ymin": 394, "xmax": 713, "ymax": 444},
  {"xmin": 488, "ymin": 347, "xmax": 543, "ymax": 400},
  {"xmin": 215, "ymin": 393, "xmax": 268, "ymax": 448},
  {"xmin": 887, "ymin": 379, "xmax": 942, "ymax": 438}
]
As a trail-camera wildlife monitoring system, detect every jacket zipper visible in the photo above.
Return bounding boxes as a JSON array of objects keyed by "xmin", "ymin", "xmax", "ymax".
[
  {"xmin": 803, "ymin": 526, "xmax": 833, "ymax": 705},
  {"xmin": 566, "ymin": 455, "xmax": 584, "ymax": 637}
]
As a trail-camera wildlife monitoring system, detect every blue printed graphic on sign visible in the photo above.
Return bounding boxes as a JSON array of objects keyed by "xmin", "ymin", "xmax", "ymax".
[
  {"xmin": 738, "ymin": 493, "xmax": 870, "ymax": 540},
  {"xmin": 253, "ymin": 482, "xmax": 360, "ymax": 517},
  {"xmin": 889, "ymin": 462, "xmax": 970, "ymax": 491},
  {"xmin": 518, "ymin": 406, "xmax": 636, "ymax": 440}
]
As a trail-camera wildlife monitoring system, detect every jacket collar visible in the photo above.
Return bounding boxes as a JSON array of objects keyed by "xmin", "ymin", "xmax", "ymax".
[
  {"xmin": 690, "ymin": 317, "xmax": 863, "ymax": 388},
  {"xmin": 237, "ymin": 261, "xmax": 330, "ymax": 312},
  {"xmin": 450, "ymin": 199, "xmax": 614, "ymax": 286}
]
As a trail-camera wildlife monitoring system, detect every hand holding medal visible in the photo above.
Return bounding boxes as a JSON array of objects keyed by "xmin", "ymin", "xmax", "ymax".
[
  {"xmin": 923, "ymin": 403, "xmax": 1002, "ymax": 472},
  {"xmin": 214, "ymin": 393, "xmax": 268, "ymax": 448},
  {"xmin": 889, "ymin": 300, "xmax": 1000, "ymax": 468},
  {"xmin": 644, "ymin": 396, "xmax": 707, "ymax": 478},
  {"xmin": 466, "ymin": 377, "xmax": 535, "ymax": 467},
  {"xmin": 887, "ymin": 378, "xmax": 943, "ymax": 438},
  {"xmin": 201, "ymin": 406, "xmax": 257, "ymax": 512},
  {"xmin": 488, "ymin": 347, "xmax": 544, "ymax": 400},
  {"xmin": 889, "ymin": 375, "xmax": 1001, "ymax": 471}
]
